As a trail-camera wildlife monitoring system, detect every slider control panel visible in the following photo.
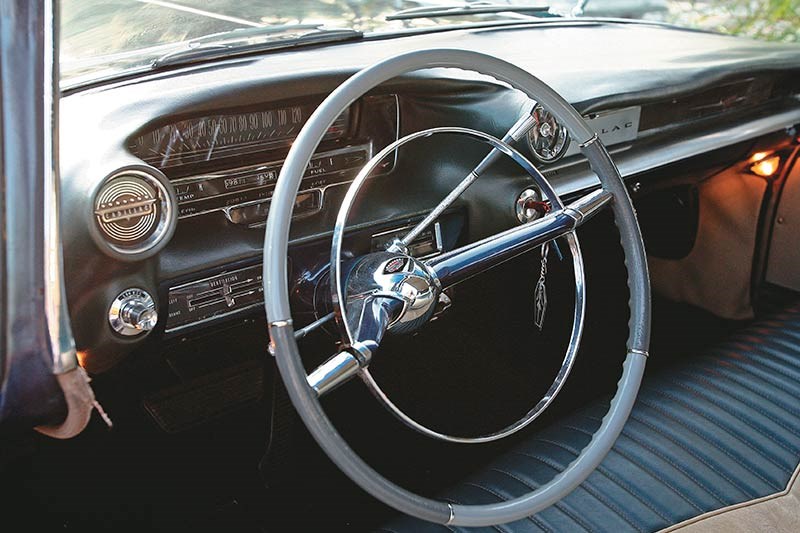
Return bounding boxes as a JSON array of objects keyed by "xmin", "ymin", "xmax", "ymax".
[{"xmin": 165, "ymin": 264, "xmax": 263, "ymax": 333}]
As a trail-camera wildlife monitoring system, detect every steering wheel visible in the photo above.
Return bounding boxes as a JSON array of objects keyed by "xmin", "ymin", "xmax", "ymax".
[{"xmin": 263, "ymin": 49, "xmax": 651, "ymax": 527}]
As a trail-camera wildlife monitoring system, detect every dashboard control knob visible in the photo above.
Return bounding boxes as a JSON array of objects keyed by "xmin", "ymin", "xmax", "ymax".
[
  {"xmin": 516, "ymin": 188, "xmax": 550, "ymax": 223},
  {"xmin": 108, "ymin": 288, "xmax": 157, "ymax": 336},
  {"xmin": 526, "ymin": 104, "xmax": 570, "ymax": 163}
]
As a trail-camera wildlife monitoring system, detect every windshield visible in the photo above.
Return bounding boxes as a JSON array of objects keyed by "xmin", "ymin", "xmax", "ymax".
[{"xmin": 60, "ymin": 1, "xmax": 799, "ymax": 86}]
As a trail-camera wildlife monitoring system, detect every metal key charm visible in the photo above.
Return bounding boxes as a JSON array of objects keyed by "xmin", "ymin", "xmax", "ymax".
[{"xmin": 534, "ymin": 241, "xmax": 549, "ymax": 331}]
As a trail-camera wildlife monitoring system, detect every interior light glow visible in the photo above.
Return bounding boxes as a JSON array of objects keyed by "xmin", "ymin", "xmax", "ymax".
[
  {"xmin": 750, "ymin": 155, "xmax": 781, "ymax": 178},
  {"xmin": 750, "ymin": 151, "xmax": 769, "ymax": 163}
]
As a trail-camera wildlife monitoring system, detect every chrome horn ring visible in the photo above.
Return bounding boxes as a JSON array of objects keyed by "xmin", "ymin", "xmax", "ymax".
[{"xmin": 330, "ymin": 127, "xmax": 586, "ymax": 443}]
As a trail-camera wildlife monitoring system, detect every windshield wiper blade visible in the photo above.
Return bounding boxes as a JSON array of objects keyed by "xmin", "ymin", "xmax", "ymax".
[
  {"xmin": 152, "ymin": 25, "xmax": 363, "ymax": 69},
  {"xmin": 386, "ymin": 3, "xmax": 551, "ymax": 21}
]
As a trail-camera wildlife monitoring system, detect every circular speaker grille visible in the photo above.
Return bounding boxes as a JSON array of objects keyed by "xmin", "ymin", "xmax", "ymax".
[
  {"xmin": 93, "ymin": 169, "xmax": 175, "ymax": 258},
  {"xmin": 95, "ymin": 177, "xmax": 158, "ymax": 244}
]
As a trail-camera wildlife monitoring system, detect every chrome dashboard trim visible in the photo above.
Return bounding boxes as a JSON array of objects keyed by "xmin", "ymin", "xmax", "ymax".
[
  {"xmin": 43, "ymin": 0, "xmax": 78, "ymax": 374},
  {"xmin": 222, "ymin": 189, "xmax": 323, "ymax": 227},
  {"xmin": 570, "ymin": 106, "xmax": 641, "ymax": 156},
  {"xmin": 551, "ymin": 104, "xmax": 800, "ymax": 198},
  {"xmin": 162, "ymin": 104, "xmax": 800, "ymax": 336},
  {"xmin": 170, "ymin": 143, "xmax": 374, "ymax": 187},
  {"xmin": 169, "ymin": 93, "xmax": 401, "ymax": 223},
  {"xmin": 164, "ymin": 262, "xmax": 266, "ymax": 334},
  {"xmin": 172, "ymin": 143, "xmax": 375, "ymax": 220},
  {"xmin": 164, "ymin": 301, "xmax": 264, "ymax": 334},
  {"xmin": 371, "ymin": 221, "xmax": 444, "ymax": 259}
]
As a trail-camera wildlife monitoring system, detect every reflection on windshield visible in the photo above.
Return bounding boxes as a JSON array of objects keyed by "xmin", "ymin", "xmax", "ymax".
[
  {"xmin": 60, "ymin": 1, "xmax": 799, "ymax": 86},
  {"xmin": 60, "ymin": 1, "xmax": 442, "ymax": 83}
]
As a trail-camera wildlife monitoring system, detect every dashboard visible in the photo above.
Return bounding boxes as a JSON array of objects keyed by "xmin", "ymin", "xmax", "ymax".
[
  {"xmin": 129, "ymin": 103, "xmax": 351, "ymax": 170},
  {"xmin": 129, "ymin": 96, "xmax": 397, "ymax": 223},
  {"xmin": 58, "ymin": 21, "xmax": 800, "ymax": 374}
]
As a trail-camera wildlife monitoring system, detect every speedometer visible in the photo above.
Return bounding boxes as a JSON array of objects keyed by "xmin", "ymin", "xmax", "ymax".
[
  {"xmin": 526, "ymin": 104, "xmax": 570, "ymax": 163},
  {"xmin": 129, "ymin": 103, "xmax": 350, "ymax": 169}
]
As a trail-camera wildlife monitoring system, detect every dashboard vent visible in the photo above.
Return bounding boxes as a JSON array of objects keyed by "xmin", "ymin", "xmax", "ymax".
[{"xmin": 93, "ymin": 168, "xmax": 177, "ymax": 260}]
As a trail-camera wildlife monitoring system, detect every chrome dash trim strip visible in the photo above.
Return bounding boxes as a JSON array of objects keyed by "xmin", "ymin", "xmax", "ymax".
[
  {"xmin": 553, "ymin": 105, "xmax": 800, "ymax": 198},
  {"xmin": 44, "ymin": 0, "xmax": 78, "ymax": 374},
  {"xmin": 173, "ymin": 143, "xmax": 374, "ymax": 220},
  {"xmin": 163, "ymin": 302, "xmax": 264, "ymax": 334}
]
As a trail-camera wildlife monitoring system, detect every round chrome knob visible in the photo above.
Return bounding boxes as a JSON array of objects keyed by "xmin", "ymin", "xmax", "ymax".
[
  {"xmin": 516, "ymin": 188, "xmax": 550, "ymax": 223},
  {"xmin": 109, "ymin": 288, "xmax": 157, "ymax": 336},
  {"xmin": 120, "ymin": 301, "xmax": 158, "ymax": 331},
  {"xmin": 539, "ymin": 122, "xmax": 552, "ymax": 138}
]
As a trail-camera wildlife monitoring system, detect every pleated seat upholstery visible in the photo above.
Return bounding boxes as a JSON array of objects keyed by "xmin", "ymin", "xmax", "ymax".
[{"xmin": 381, "ymin": 304, "xmax": 800, "ymax": 532}]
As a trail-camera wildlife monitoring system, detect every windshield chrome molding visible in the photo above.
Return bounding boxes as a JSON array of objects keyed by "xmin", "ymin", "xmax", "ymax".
[
  {"xmin": 43, "ymin": 0, "xmax": 78, "ymax": 374},
  {"xmin": 386, "ymin": 3, "xmax": 551, "ymax": 21}
]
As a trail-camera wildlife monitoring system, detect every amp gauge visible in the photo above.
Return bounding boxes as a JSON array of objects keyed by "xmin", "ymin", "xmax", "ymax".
[{"xmin": 526, "ymin": 104, "xmax": 570, "ymax": 163}]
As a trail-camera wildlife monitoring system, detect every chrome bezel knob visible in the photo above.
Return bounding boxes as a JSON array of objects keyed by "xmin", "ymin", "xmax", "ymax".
[
  {"xmin": 108, "ymin": 288, "xmax": 157, "ymax": 336},
  {"xmin": 516, "ymin": 188, "xmax": 547, "ymax": 223},
  {"xmin": 526, "ymin": 104, "xmax": 570, "ymax": 163}
]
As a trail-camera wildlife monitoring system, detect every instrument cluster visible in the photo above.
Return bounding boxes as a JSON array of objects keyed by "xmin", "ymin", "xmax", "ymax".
[
  {"xmin": 84, "ymin": 94, "xmax": 400, "ymax": 346},
  {"xmin": 92, "ymin": 94, "xmax": 398, "ymax": 261},
  {"xmin": 128, "ymin": 103, "xmax": 351, "ymax": 170}
]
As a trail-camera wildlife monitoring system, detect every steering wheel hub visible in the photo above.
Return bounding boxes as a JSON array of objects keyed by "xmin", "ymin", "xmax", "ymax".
[{"xmin": 342, "ymin": 252, "xmax": 440, "ymax": 336}]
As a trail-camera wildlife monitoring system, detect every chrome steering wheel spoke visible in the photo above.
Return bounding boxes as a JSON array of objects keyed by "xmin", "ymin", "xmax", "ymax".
[
  {"xmin": 427, "ymin": 188, "xmax": 612, "ymax": 289},
  {"xmin": 390, "ymin": 107, "xmax": 541, "ymax": 251},
  {"xmin": 307, "ymin": 292, "xmax": 404, "ymax": 397},
  {"xmin": 307, "ymin": 347, "xmax": 364, "ymax": 397}
]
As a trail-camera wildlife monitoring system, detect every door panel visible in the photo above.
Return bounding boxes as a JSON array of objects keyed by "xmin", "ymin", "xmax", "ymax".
[{"xmin": 767, "ymin": 157, "xmax": 800, "ymax": 291}]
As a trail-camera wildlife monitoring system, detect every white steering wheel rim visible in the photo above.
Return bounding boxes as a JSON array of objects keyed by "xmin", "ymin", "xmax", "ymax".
[{"xmin": 263, "ymin": 49, "xmax": 651, "ymax": 527}]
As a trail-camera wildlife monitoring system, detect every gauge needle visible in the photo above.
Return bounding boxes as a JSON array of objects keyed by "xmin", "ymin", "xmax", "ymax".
[
  {"xmin": 206, "ymin": 122, "xmax": 221, "ymax": 161},
  {"xmin": 390, "ymin": 106, "xmax": 539, "ymax": 251}
]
